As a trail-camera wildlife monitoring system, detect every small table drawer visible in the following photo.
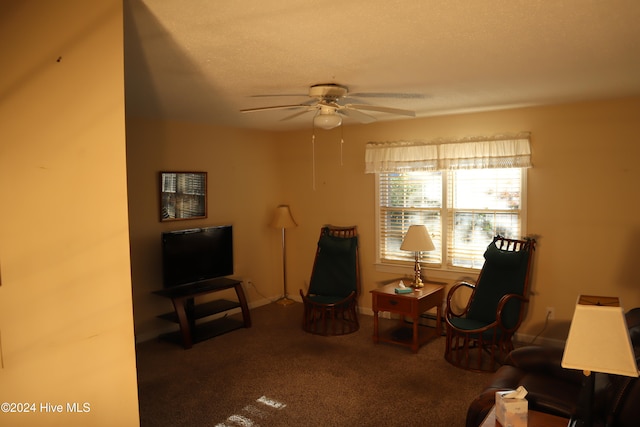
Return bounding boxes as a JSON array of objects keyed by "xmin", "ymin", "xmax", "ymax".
[{"xmin": 376, "ymin": 296, "xmax": 412, "ymax": 312}]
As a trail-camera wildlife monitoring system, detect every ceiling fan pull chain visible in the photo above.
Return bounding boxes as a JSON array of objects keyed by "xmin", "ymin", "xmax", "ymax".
[
  {"xmin": 311, "ymin": 132, "xmax": 316, "ymax": 191},
  {"xmin": 340, "ymin": 125, "xmax": 344, "ymax": 166}
]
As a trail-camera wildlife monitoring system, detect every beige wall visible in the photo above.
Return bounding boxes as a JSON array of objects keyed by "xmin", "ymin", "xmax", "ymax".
[
  {"xmin": 0, "ymin": 1, "xmax": 139, "ymax": 426},
  {"xmin": 276, "ymin": 97, "xmax": 640, "ymax": 343},
  {"xmin": 126, "ymin": 119, "xmax": 284, "ymax": 340},
  {"xmin": 128, "ymin": 96, "xmax": 640, "ymax": 346}
]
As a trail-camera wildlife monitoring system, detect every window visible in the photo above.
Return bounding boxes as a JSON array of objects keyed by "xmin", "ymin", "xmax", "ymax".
[
  {"xmin": 367, "ymin": 134, "xmax": 531, "ymax": 272},
  {"xmin": 378, "ymin": 171, "xmax": 443, "ymax": 266},
  {"xmin": 378, "ymin": 168, "xmax": 525, "ymax": 271}
]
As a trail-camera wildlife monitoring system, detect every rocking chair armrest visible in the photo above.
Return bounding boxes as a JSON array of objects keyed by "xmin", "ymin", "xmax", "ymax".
[
  {"xmin": 495, "ymin": 293, "xmax": 529, "ymax": 332},
  {"xmin": 445, "ymin": 280, "xmax": 476, "ymax": 318}
]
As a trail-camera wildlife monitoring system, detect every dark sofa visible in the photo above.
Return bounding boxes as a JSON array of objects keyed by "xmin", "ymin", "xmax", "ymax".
[{"xmin": 466, "ymin": 307, "xmax": 640, "ymax": 427}]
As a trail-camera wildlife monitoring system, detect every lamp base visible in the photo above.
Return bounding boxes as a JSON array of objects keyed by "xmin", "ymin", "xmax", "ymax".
[
  {"xmin": 567, "ymin": 371, "xmax": 595, "ymax": 427},
  {"xmin": 412, "ymin": 254, "xmax": 424, "ymax": 288},
  {"xmin": 276, "ymin": 296, "xmax": 295, "ymax": 306}
]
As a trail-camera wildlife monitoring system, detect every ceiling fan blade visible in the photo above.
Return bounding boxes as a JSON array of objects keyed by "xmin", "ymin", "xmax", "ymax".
[
  {"xmin": 345, "ymin": 104, "xmax": 416, "ymax": 117},
  {"xmin": 280, "ymin": 109, "xmax": 315, "ymax": 121},
  {"xmin": 249, "ymin": 93, "xmax": 307, "ymax": 98},
  {"xmin": 240, "ymin": 104, "xmax": 309, "ymax": 113},
  {"xmin": 339, "ymin": 108, "xmax": 377, "ymax": 124},
  {"xmin": 349, "ymin": 92, "xmax": 426, "ymax": 99}
]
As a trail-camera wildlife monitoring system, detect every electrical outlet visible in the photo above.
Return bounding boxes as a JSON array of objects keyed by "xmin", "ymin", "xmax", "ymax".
[{"xmin": 545, "ymin": 307, "xmax": 555, "ymax": 320}]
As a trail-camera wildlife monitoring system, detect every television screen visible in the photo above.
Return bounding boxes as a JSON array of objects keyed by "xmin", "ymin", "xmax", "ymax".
[{"xmin": 162, "ymin": 225, "xmax": 233, "ymax": 287}]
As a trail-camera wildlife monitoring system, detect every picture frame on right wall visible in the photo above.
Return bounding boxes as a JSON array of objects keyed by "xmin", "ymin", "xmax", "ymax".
[{"xmin": 160, "ymin": 171, "xmax": 207, "ymax": 221}]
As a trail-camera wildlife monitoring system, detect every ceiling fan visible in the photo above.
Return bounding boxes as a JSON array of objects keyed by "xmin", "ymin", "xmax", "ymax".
[{"xmin": 240, "ymin": 84, "xmax": 419, "ymax": 129}]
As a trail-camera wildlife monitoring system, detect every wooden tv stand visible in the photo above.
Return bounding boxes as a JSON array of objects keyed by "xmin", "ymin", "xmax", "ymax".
[{"xmin": 153, "ymin": 277, "xmax": 251, "ymax": 349}]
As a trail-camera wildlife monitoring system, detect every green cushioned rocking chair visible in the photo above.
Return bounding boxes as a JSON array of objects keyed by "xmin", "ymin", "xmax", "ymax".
[
  {"xmin": 444, "ymin": 235, "xmax": 536, "ymax": 372},
  {"xmin": 300, "ymin": 225, "xmax": 360, "ymax": 335}
]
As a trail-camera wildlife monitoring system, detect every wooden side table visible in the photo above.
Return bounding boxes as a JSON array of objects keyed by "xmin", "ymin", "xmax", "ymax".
[
  {"xmin": 371, "ymin": 282, "xmax": 444, "ymax": 352},
  {"xmin": 480, "ymin": 406, "xmax": 568, "ymax": 427}
]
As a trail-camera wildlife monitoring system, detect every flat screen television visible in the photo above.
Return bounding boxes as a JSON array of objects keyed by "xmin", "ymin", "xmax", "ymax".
[{"xmin": 161, "ymin": 225, "xmax": 233, "ymax": 288}]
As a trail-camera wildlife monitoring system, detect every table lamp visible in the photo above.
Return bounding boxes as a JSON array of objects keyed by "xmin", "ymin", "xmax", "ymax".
[
  {"xmin": 271, "ymin": 205, "xmax": 297, "ymax": 306},
  {"xmin": 561, "ymin": 295, "xmax": 639, "ymax": 427},
  {"xmin": 400, "ymin": 225, "xmax": 435, "ymax": 288}
]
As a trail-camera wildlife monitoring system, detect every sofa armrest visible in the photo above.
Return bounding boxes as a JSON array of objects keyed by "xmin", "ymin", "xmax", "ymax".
[
  {"xmin": 467, "ymin": 346, "xmax": 583, "ymax": 426},
  {"xmin": 505, "ymin": 346, "xmax": 584, "ymax": 385}
]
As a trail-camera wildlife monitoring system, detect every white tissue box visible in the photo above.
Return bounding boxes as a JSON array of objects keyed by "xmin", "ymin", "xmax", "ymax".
[{"xmin": 495, "ymin": 390, "xmax": 528, "ymax": 427}]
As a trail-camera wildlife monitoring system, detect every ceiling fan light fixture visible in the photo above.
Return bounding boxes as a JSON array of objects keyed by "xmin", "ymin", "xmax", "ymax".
[{"xmin": 314, "ymin": 111, "xmax": 342, "ymax": 130}]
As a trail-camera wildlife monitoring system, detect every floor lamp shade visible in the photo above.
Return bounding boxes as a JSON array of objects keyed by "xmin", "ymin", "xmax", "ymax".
[
  {"xmin": 271, "ymin": 205, "xmax": 297, "ymax": 229},
  {"xmin": 272, "ymin": 205, "xmax": 297, "ymax": 306}
]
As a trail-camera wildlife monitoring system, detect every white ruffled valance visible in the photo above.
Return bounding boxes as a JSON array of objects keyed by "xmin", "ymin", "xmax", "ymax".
[{"xmin": 365, "ymin": 133, "xmax": 532, "ymax": 173}]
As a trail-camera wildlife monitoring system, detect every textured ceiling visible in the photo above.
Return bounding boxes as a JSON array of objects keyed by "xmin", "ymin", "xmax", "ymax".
[{"xmin": 124, "ymin": 0, "xmax": 640, "ymax": 131}]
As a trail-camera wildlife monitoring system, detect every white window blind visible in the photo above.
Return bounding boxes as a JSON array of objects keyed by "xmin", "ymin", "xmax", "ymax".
[
  {"xmin": 447, "ymin": 168, "xmax": 523, "ymax": 268},
  {"xmin": 379, "ymin": 171, "xmax": 443, "ymax": 265}
]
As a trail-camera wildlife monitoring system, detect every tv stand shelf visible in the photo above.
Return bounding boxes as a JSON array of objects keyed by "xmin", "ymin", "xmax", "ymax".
[
  {"xmin": 153, "ymin": 277, "xmax": 251, "ymax": 349},
  {"xmin": 157, "ymin": 299, "xmax": 242, "ymax": 322}
]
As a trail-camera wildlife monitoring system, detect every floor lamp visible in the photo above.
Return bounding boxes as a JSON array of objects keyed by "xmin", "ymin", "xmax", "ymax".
[
  {"xmin": 271, "ymin": 205, "xmax": 297, "ymax": 306},
  {"xmin": 561, "ymin": 295, "xmax": 639, "ymax": 427}
]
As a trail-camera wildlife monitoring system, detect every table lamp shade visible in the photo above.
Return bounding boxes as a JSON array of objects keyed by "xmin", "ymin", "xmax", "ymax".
[
  {"xmin": 561, "ymin": 295, "xmax": 639, "ymax": 377},
  {"xmin": 271, "ymin": 205, "xmax": 297, "ymax": 229},
  {"xmin": 400, "ymin": 225, "xmax": 435, "ymax": 252}
]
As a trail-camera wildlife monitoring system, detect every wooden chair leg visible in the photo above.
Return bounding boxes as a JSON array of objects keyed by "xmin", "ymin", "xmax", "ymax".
[{"xmin": 301, "ymin": 297, "xmax": 359, "ymax": 336}]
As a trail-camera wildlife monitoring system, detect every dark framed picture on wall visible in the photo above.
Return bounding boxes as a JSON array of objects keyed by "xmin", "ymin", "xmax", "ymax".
[{"xmin": 160, "ymin": 171, "xmax": 207, "ymax": 221}]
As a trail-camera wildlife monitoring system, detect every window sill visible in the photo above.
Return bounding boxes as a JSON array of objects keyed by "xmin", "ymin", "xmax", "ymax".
[{"xmin": 374, "ymin": 262, "xmax": 479, "ymax": 283}]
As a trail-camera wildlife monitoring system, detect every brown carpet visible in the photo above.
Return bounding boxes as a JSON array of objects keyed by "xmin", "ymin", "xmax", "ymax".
[{"xmin": 136, "ymin": 303, "xmax": 490, "ymax": 426}]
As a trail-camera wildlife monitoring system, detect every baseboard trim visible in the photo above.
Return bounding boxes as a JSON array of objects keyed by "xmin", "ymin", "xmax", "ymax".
[
  {"xmin": 136, "ymin": 301, "xmax": 567, "ymax": 349},
  {"xmin": 135, "ymin": 296, "xmax": 280, "ymax": 344},
  {"xmin": 514, "ymin": 332, "xmax": 565, "ymax": 348},
  {"xmin": 358, "ymin": 304, "xmax": 565, "ymax": 347}
]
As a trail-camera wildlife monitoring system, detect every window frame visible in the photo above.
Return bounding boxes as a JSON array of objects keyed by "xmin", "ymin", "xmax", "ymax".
[{"xmin": 374, "ymin": 168, "xmax": 527, "ymax": 277}]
